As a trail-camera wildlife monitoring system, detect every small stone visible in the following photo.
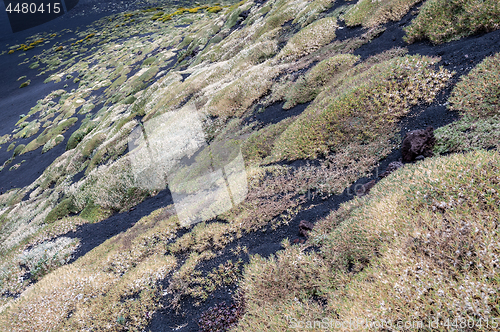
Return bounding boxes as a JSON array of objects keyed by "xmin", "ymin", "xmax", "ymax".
[
  {"xmin": 299, "ymin": 220, "xmax": 314, "ymax": 237},
  {"xmin": 401, "ymin": 126, "xmax": 435, "ymax": 162},
  {"xmin": 356, "ymin": 180, "xmax": 376, "ymax": 197}
]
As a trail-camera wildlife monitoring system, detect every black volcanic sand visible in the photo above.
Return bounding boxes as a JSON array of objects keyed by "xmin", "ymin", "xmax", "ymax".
[{"xmin": 1, "ymin": 1, "xmax": 500, "ymax": 332}]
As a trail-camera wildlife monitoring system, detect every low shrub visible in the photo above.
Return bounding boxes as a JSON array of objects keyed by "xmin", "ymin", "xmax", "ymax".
[
  {"xmin": 448, "ymin": 52, "xmax": 500, "ymax": 118},
  {"xmin": 237, "ymin": 150, "xmax": 500, "ymax": 330},
  {"xmin": 82, "ymin": 133, "xmax": 106, "ymax": 157},
  {"xmin": 344, "ymin": 0, "xmax": 421, "ymax": 27},
  {"xmin": 278, "ymin": 16, "xmax": 337, "ymax": 61},
  {"xmin": 283, "ymin": 54, "xmax": 359, "ymax": 109},
  {"xmin": 12, "ymin": 144, "xmax": 25, "ymax": 157},
  {"xmin": 405, "ymin": 0, "xmax": 500, "ymax": 44},
  {"xmin": 273, "ymin": 55, "xmax": 452, "ymax": 160},
  {"xmin": 45, "ymin": 198, "xmax": 79, "ymax": 223}
]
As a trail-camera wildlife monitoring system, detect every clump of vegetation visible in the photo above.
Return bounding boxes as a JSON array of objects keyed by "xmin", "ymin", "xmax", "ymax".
[
  {"xmin": 242, "ymin": 118, "xmax": 295, "ymax": 164},
  {"xmin": 405, "ymin": 0, "xmax": 500, "ymax": 44},
  {"xmin": 199, "ymin": 298, "xmax": 245, "ymax": 332},
  {"xmin": 283, "ymin": 53, "xmax": 359, "ymax": 109},
  {"xmin": 435, "ymin": 52, "xmax": 500, "ymax": 154},
  {"xmin": 278, "ymin": 16, "xmax": 337, "ymax": 61},
  {"xmin": 344, "ymin": 0, "xmax": 421, "ymax": 27},
  {"xmin": 0, "ymin": 208, "xmax": 179, "ymax": 331},
  {"xmin": 435, "ymin": 114, "xmax": 500, "ymax": 154},
  {"xmin": 42, "ymin": 134, "xmax": 64, "ymax": 153},
  {"xmin": 81, "ymin": 133, "xmax": 106, "ymax": 157},
  {"xmin": 207, "ymin": 5, "xmax": 223, "ymax": 13},
  {"xmin": 274, "ymin": 54, "xmax": 452, "ymax": 160},
  {"xmin": 24, "ymin": 117, "xmax": 78, "ymax": 153},
  {"xmin": 449, "ymin": 52, "xmax": 500, "ymax": 118},
  {"xmin": 66, "ymin": 122, "xmax": 97, "ymax": 150},
  {"xmin": 45, "ymin": 198, "xmax": 79, "ymax": 223},
  {"xmin": 12, "ymin": 144, "xmax": 25, "ymax": 157},
  {"xmin": 7, "ymin": 142, "xmax": 16, "ymax": 152},
  {"xmin": 19, "ymin": 80, "xmax": 31, "ymax": 88},
  {"xmin": 18, "ymin": 237, "xmax": 78, "ymax": 281},
  {"xmin": 237, "ymin": 150, "xmax": 500, "ymax": 330}
]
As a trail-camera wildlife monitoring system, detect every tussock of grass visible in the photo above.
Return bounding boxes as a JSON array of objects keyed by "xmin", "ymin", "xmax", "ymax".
[
  {"xmin": 283, "ymin": 53, "xmax": 359, "ymax": 109},
  {"xmin": 278, "ymin": 16, "xmax": 338, "ymax": 61},
  {"xmin": 24, "ymin": 117, "xmax": 78, "ymax": 154},
  {"xmin": 207, "ymin": 63, "xmax": 282, "ymax": 118},
  {"xmin": 435, "ymin": 115, "xmax": 500, "ymax": 154},
  {"xmin": 242, "ymin": 118, "xmax": 295, "ymax": 164},
  {"xmin": 344, "ymin": 0, "xmax": 421, "ymax": 28},
  {"xmin": 81, "ymin": 132, "xmax": 106, "ymax": 157},
  {"xmin": 449, "ymin": 52, "xmax": 500, "ymax": 118},
  {"xmin": 45, "ymin": 197, "xmax": 79, "ymax": 223},
  {"xmin": 405, "ymin": 0, "xmax": 500, "ymax": 44},
  {"xmin": 238, "ymin": 150, "xmax": 500, "ymax": 330},
  {"xmin": 274, "ymin": 54, "xmax": 452, "ymax": 160},
  {"xmin": 434, "ymin": 52, "xmax": 500, "ymax": 155},
  {"xmin": 12, "ymin": 144, "xmax": 25, "ymax": 157}
]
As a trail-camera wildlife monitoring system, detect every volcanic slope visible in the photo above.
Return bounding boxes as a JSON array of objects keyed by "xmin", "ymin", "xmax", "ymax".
[{"xmin": 0, "ymin": 0, "xmax": 499, "ymax": 331}]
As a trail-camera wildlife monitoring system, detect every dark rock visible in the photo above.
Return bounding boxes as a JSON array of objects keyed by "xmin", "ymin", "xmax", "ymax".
[
  {"xmin": 299, "ymin": 220, "xmax": 314, "ymax": 237},
  {"xmin": 379, "ymin": 161, "xmax": 404, "ymax": 178},
  {"xmin": 198, "ymin": 300, "xmax": 245, "ymax": 332},
  {"xmin": 401, "ymin": 126, "xmax": 435, "ymax": 162},
  {"xmin": 356, "ymin": 179, "xmax": 376, "ymax": 197}
]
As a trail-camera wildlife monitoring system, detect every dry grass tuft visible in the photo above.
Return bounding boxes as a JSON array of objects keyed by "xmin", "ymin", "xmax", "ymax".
[
  {"xmin": 405, "ymin": 0, "xmax": 500, "ymax": 44},
  {"xmin": 435, "ymin": 52, "xmax": 500, "ymax": 155},
  {"xmin": 277, "ymin": 16, "xmax": 338, "ymax": 61},
  {"xmin": 343, "ymin": 0, "xmax": 421, "ymax": 28}
]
